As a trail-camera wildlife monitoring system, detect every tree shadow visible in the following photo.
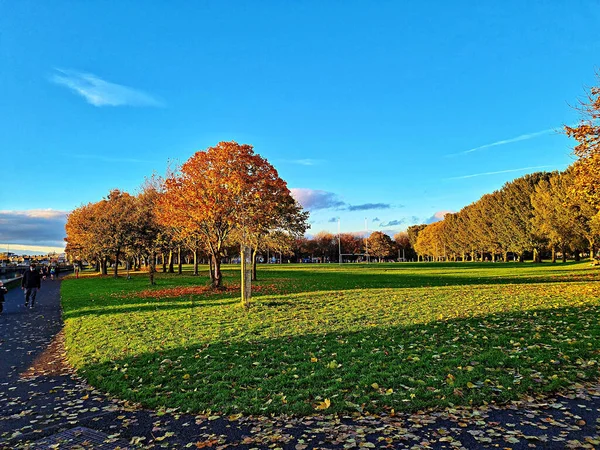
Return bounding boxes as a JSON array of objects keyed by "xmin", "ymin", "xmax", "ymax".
[
  {"xmin": 75, "ymin": 303, "xmax": 600, "ymax": 416},
  {"xmin": 61, "ymin": 262, "xmax": 600, "ymax": 320}
]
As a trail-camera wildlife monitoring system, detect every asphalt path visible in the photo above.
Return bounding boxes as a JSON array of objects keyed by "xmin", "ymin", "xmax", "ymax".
[{"xmin": 0, "ymin": 276, "xmax": 599, "ymax": 449}]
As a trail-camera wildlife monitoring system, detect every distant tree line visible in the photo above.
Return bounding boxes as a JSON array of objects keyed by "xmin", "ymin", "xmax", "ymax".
[{"xmin": 410, "ymin": 76, "xmax": 600, "ymax": 263}]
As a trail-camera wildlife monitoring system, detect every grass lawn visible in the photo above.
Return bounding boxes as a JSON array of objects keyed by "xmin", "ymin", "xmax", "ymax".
[{"xmin": 61, "ymin": 261, "xmax": 600, "ymax": 415}]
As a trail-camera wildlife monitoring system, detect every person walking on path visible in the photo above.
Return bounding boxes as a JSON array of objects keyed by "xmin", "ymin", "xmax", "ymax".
[
  {"xmin": 0, "ymin": 280, "xmax": 7, "ymax": 314},
  {"xmin": 21, "ymin": 263, "xmax": 41, "ymax": 309}
]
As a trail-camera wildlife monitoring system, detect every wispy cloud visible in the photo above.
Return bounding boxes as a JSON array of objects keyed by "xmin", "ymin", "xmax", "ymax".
[
  {"xmin": 0, "ymin": 209, "xmax": 67, "ymax": 248},
  {"xmin": 448, "ymin": 128, "xmax": 558, "ymax": 157},
  {"xmin": 328, "ymin": 217, "xmax": 338, "ymax": 223},
  {"xmin": 380, "ymin": 219, "xmax": 405, "ymax": 227},
  {"xmin": 289, "ymin": 159, "xmax": 324, "ymax": 166},
  {"xmin": 51, "ymin": 69, "xmax": 163, "ymax": 107},
  {"xmin": 445, "ymin": 165, "xmax": 553, "ymax": 180},
  {"xmin": 348, "ymin": 203, "xmax": 391, "ymax": 211}
]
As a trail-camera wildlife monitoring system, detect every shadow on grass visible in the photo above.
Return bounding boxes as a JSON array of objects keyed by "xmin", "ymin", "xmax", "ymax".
[
  {"xmin": 76, "ymin": 303, "xmax": 600, "ymax": 416},
  {"xmin": 61, "ymin": 261, "xmax": 599, "ymax": 320}
]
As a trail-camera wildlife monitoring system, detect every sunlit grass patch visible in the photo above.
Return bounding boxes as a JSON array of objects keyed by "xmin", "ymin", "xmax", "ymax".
[{"xmin": 61, "ymin": 262, "xmax": 600, "ymax": 415}]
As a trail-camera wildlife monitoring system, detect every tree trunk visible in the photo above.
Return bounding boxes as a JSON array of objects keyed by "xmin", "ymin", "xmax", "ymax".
[
  {"xmin": 589, "ymin": 241, "xmax": 595, "ymax": 261},
  {"xmin": 503, "ymin": 251, "xmax": 508, "ymax": 263},
  {"xmin": 168, "ymin": 250, "xmax": 174, "ymax": 273},
  {"xmin": 162, "ymin": 253, "xmax": 167, "ymax": 273},
  {"xmin": 211, "ymin": 254, "xmax": 222, "ymax": 288},
  {"xmin": 178, "ymin": 247, "xmax": 183, "ymax": 275},
  {"xmin": 113, "ymin": 249, "xmax": 120, "ymax": 278},
  {"xmin": 209, "ymin": 255, "xmax": 214, "ymax": 282},
  {"xmin": 193, "ymin": 248, "xmax": 199, "ymax": 276},
  {"xmin": 551, "ymin": 245, "xmax": 556, "ymax": 263},
  {"xmin": 561, "ymin": 244, "xmax": 567, "ymax": 263},
  {"xmin": 149, "ymin": 252, "xmax": 156, "ymax": 285},
  {"xmin": 101, "ymin": 257, "xmax": 108, "ymax": 275},
  {"xmin": 251, "ymin": 246, "xmax": 258, "ymax": 281},
  {"xmin": 533, "ymin": 248, "xmax": 542, "ymax": 263},
  {"xmin": 241, "ymin": 245, "xmax": 252, "ymax": 309}
]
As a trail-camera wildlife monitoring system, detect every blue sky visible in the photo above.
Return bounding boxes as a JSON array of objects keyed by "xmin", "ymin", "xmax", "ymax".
[{"xmin": 1, "ymin": 1, "xmax": 599, "ymax": 254}]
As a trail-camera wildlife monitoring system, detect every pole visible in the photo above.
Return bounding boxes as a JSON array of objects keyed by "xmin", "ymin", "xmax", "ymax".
[
  {"xmin": 338, "ymin": 218, "xmax": 342, "ymax": 264},
  {"xmin": 365, "ymin": 217, "xmax": 369, "ymax": 264}
]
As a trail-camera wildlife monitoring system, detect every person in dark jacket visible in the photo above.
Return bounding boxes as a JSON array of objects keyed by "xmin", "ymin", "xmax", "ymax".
[
  {"xmin": 21, "ymin": 263, "xmax": 41, "ymax": 309},
  {"xmin": 0, "ymin": 281, "xmax": 7, "ymax": 314}
]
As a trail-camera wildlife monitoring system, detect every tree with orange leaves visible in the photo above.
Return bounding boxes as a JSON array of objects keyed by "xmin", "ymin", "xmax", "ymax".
[
  {"xmin": 65, "ymin": 201, "xmax": 104, "ymax": 271},
  {"xmin": 160, "ymin": 141, "xmax": 305, "ymax": 306},
  {"xmin": 565, "ymin": 75, "xmax": 600, "ymax": 209}
]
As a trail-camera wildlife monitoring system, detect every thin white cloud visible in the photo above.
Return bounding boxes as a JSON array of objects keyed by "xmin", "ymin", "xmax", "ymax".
[
  {"xmin": 290, "ymin": 159, "xmax": 323, "ymax": 166},
  {"xmin": 51, "ymin": 69, "xmax": 163, "ymax": 107},
  {"xmin": 448, "ymin": 128, "xmax": 558, "ymax": 157},
  {"xmin": 380, "ymin": 219, "xmax": 406, "ymax": 227},
  {"xmin": 445, "ymin": 165, "xmax": 553, "ymax": 180}
]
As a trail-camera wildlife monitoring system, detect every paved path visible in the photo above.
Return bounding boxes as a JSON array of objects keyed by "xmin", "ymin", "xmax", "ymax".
[{"xmin": 1, "ymin": 277, "xmax": 599, "ymax": 449}]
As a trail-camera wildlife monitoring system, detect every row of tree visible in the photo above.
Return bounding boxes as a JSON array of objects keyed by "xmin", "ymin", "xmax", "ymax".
[
  {"xmin": 410, "ymin": 76, "xmax": 600, "ymax": 263},
  {"xmin": 409, "ymin": 167, "xmax": 598, "ymax": 262},
  {"xmin": 65, "ymin": 142, "xmax": 309, "ymax": 307}
]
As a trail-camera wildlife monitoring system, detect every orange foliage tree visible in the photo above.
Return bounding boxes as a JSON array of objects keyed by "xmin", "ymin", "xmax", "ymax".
[
  {"xmin": 565, "ymin": 75, "xmax": 600, "ymax": 209},
  {"xmin": 367, "ymin": 231, "xmax": 395, "ymax": 262},
  {"xmin": 160, "ymin": 141, "xmax": 304, "ymax": 301}
]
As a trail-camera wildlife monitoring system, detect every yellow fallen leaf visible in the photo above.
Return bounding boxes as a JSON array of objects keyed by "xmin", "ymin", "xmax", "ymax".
[
  {"xmin": 315, "ymin": 398, "xmax": 331, "ymax": 410},
  {"xmin": 183, "ymin": 374, "xmax": 190, "ymax": 380},
  {"xmin": 311, "ymin": 357, "xmax": 318, "ymax": 363},
  {"xmin": 467, "ymin": 382, "xmax": 476, "ymax": 388},
  {"xmin": 371, "ymin": 383, "xmax": 379, "ymax": 389}
]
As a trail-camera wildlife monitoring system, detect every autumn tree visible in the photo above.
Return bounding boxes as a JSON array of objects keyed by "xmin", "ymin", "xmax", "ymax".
[
  {"xmin": 340, "ymin": 233, "xmax": 364, "ymax": 259},
  {"xmin": 565, "ymin": 74, "xmax": 600, "ymax": 209},
  {"xmin": 531, "ymin": 172, "xmax": 575, "ymax": 262},
  {"xmin": 132, "ymin": 176, "xmax": 172, "ymax": 285},
  {"xmin": 313, "ymin": 231, "xmax": 337, "ymax": 262},
  {"xmin": 367, "ymin": 231, "xmax": 395, "ymax": 262},
  {"xmin": 237, "ymin": 192, "xmax": 308, "ymax": 280},
  {"xmin": 65, "ymin": 202, "xmax": 104, "ymax": 271},
  {"xmin": 414, "ymin": 221, "xmax": 446, "ymax": 261},
  {"xmin": 161, "ymin": 141, "xmax": 304, "ymax": 307},
  {"xmin": 97, "ymin": 190, "xmax": 138, "ymax": 278},
  {"xmin": 407, "ymin": 224, "xmax": 427, "ymax": 261},
  {"xmin": 393, "ymin": 231, "xmax": 410, "ymax": 261}
]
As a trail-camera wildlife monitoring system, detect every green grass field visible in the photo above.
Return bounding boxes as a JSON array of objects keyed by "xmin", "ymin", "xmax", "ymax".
[{"xmin": 61, "ymin": 262, "xmax": 600, "ymax": 415}]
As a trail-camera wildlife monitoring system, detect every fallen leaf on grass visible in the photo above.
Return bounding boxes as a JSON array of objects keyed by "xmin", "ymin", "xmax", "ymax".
[{"xmin": 315, "ymin": 398, "xmax": 331, "ymax": 410}]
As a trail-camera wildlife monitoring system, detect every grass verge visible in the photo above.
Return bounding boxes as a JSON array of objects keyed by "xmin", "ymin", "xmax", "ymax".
[{"xmin": 61, "ymin": 262, "xmax": 600, "ymax": 415}]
